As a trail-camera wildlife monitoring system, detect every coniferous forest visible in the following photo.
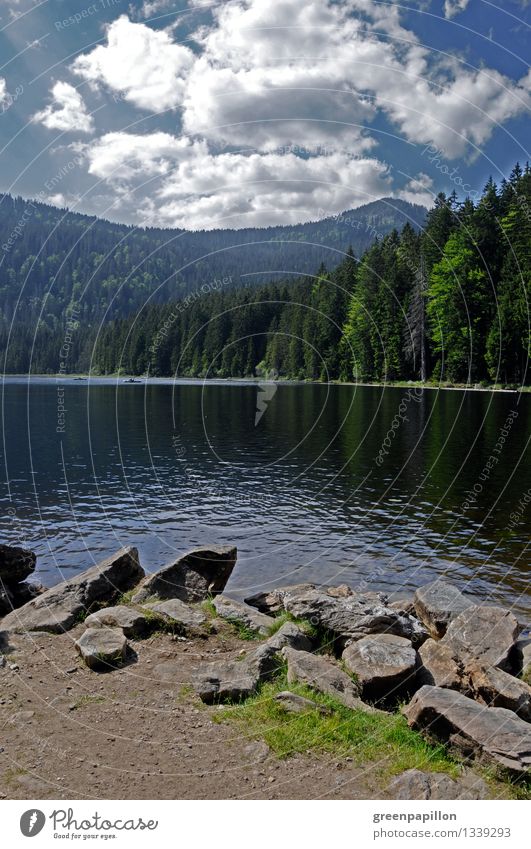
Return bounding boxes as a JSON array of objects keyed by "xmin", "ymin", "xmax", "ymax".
[{"xmin": 1, "ymin": 165, "xmax": 530, "ymax": 386}]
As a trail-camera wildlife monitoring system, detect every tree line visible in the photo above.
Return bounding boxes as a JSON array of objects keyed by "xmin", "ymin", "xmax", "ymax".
[{"xmin": 1, "ymin": 164, "xmax": 529, "ymax": 385}]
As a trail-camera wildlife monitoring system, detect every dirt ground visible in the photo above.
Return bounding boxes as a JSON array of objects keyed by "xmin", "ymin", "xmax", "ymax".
[{"xmin": 0, "ymin": 622, "xmax": 400, "ymax": 800}]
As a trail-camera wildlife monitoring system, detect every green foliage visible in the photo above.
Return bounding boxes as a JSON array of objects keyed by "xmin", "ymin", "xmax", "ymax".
[
  {"xmin": 219, "ymin": 674, "xmax": 458, "ymax": 776},
  {"xmin": 2, "ymin": 165, "xmax": 530, "ymax": 385}
]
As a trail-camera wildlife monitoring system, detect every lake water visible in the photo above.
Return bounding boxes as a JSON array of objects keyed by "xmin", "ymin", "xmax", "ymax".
[{"xmin": 1, "ymin": 378, "xmax": 529, "ymax": 617}]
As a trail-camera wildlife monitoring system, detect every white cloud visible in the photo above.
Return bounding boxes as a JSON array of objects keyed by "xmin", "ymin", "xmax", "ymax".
[
  {"xmin": 137, "ymin": 0, "xmax": 173, "ymax": 18},
  {"xmin": 72, "ymin": 15, "xmax": 194, "ymax": 111},
  {"xmin": 444, "ymin": 0, "xmax": 470, "ymax": 18},
  {"xmin": 62, "ymin": 2, "xmax": 531, "ymax": 227},
  {"xmin": 33, "ymin": 82, "xmax": 94, "ymax": 133},
  {"xmin": 398, "ymin": 173, "xmax": 435, "ymax": 207},
  {"xmin": 81, "ymin": 130, "xmax": 392, "ymax": 228},
  {"xmin": 0, "ymin": 78, "xmax": 6, "ymax": 103}
]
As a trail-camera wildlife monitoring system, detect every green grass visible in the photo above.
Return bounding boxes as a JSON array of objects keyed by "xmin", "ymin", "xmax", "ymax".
[
  {"xmin": 216, "ymin": 674, "xmax": 458, "ymax": 778},
  {"xmin": 71, "ymin": 694, "xmax": 106, "ymax": 710},
  {"xmin": 225, "ymin": 617, "xmax": 261, "ymax": 641},
  {"xmin": 116, "ymin": 589, "xmax": 137, "ymax": 606},
  {"xmin": 201, "ymin": 598, "xmax": 217, "ymax": 618}
]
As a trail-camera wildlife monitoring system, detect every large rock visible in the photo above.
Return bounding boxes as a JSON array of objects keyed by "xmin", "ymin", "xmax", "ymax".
[
  {"xmin": 84, "ymin": 605, "xmax": 149, "ymax": 638},
  {"xmin": 75, "ymin": 627, "xmax": 128, "ymax": 670},
  {"xmin": 244, "ymin": 584, "xmax": 316, "ymax": 615},
  {"xmin": 342, "ymin": 634, "xmax": 417, "ymax": 698},
  {"xmin": 213, "ymin": 595, "xmax": 274, "ymax": 635},
  {"xmin": 194, "ymin": 641, "xmax": 276, "ymax": 704},
  {"xmin": 441, "ymin": 605, "xmax": 521, "ymax": 670},
  {"xmin": 133, "ymin": 545, "xmax": 237, "ymax": 603},
  {"xmin": 0, "ymin": 581, "xmax": 44, "ymax": 617},
  {"xmin": 465, "ymin": 662, "xmax": 531, "ymax": 721},
  {"xmin": 403, "ymin": 685, "xmax": 531, "ymax": 774},
  {"xmin": 143, "ymin": 599, "xmax": 206, "ymax": 632},
  {"xmin": 389, "ymin": 769, "xmax": 488, "ymax": 800},
  {"xmin": 280, "ymin": 585, "xmax": 427, "ymax": 647},
  {"xmin": 417, "ymin": 639, "xmax": 464, "ymax": 689},
  {"xmin": 417, "ymin": 639, "xmax": 531, "ymax": 720},
  {"xmin": 260, "ymin": 621, "xmax": 312, "ymax": 653},
  {"xmin": 515, "ymin": 634, "xmax": 531, "ymax": 681},
  {"xmin": 0, "ymin": 544, "xmax": 36, "ymax": 583},
  {"xmin": 0, "ymin": 585, "xmax": 14, "ymax": 617},
  {"xmin": 0, "ymin": 547, "xmax": 144, "ymax": 634},
  {"xmin": 414, "ymin": 580, "xmax": 472, "ymax": 638},
  {"xmin": 281, "ymin": 646, "xmax": 376, "ymax": 711}
]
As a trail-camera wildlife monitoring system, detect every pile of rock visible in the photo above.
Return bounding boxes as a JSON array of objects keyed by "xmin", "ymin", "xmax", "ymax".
[
  {"xmin": 0, "ymin": 543, "xmax": 44, "ymax": 616},
  {"xmin": 0, "ymin": 543, "xmax": 237, "ymax": 670},
  {"xmin": 1, "ymin": 546, "xmax": 530, "ymax": 780},
  {"xmin": 240, "ymin": 578, "xmax": 531, "ymax": 775}
]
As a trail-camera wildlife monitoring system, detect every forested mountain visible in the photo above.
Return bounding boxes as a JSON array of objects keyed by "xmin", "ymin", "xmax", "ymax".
[
  {"xmin": 1, "ymin": 166, "xmax": 530, "ymax": 386},
  {"xmin": 0, "ymin": 193, "xmax": 425, "ymax": 329}
]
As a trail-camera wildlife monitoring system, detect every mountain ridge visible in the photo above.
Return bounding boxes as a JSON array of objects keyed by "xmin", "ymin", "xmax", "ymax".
[{"xmin": 0, "ymin": 193, "xmax": 426, "ymax": 328}]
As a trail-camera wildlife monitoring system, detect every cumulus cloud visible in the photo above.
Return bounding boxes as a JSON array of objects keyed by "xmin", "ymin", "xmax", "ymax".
[
  {"xmin": 444, "ymin": 0, "xmax": 470, "ymax": 18},
  {"xmin": 137, "ymin": 0, "xmax": 174, "ymax": 18},
  {"xmin": 72, "ymin": 15, "xmax": 194, "ymax": 111},
  {"xmin": 0, "ymin": 78, "xmax": 6, "ymax": 103},
  {"xmin": 181, "ymin": 0, "xmax": 529, "ymax": 158},
  {"xmin": 80, "ymin": 130, "xmax": 392, "ymax": 228},
  {"xmin": 33, "ymin": 82, "xmax": 94, "ymax": 133},
  {"xmin": 398, "ymin": 173, "xmax": 435, "ymax": 207},
  {"xmin": 63, "ymin": 1, "xmax": 530, "ymax": 227}
]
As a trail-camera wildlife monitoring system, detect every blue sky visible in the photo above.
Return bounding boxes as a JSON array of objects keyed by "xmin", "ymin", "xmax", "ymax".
[{"xmin": 0, "ymin": 0, "xmax": 529, "ymax": 228}]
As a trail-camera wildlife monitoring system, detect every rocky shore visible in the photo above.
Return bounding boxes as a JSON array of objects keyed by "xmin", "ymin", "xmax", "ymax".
[{"xmin": 0, "ymin": 542, "xmax": 529, "ymax": 800}]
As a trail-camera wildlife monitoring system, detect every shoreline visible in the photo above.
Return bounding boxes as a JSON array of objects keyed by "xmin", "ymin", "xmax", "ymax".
[
  {"xmin": 1, "ymin": 374, "xmax": 527, "ymax": 393},
  {"xmin": 1, "ymin": 544, "xmax": 529, "ymax": 801}
]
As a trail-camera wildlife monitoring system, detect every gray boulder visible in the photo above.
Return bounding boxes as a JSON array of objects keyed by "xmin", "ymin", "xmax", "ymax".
[
  {"xmin": 213, "ymin": 595, "xmax": 274, "ymax": 635},
  {"xmin": 281, "ymin": 646, "xmax": 378, "ymax": 711},
  {"xmin": 465, "ymin": 662, "xmax": 531, "ymax": 721},
  {"xmin": 388, "ymin": 597, "xmax": 416, "ymax": 617},
  {"xmin": 0, "ymin": 544, "xmax": 36, "ymax": 583},
  {"xmin": 515, "ymin": 635, "xmax": 531, "ymax": 681},
  {"xmin": 342, "ymin": 633, "xmax": 417, "ymax": 698},
  {"xmin": 403, "ymin": 685, "xmax": 531, "ymax": 774},
  {"xmin": 132, "ymin": 545, "xmax": 237, "ymax": 603},
  {"xmin": 441, "ymin": 605, "xmax": 521, "ymax": 670},
  {"xmin": 143, "ymin": 599, "xmax": 206, "ymax": 632},
  {"xmin": 244, "ymin": 584, "xmax": 316, "ymax": 615},
  {"xmin": 389, "ymin": 769, "xmax": 488, "ymax": 800},
  {"xmin": 414, "ymin": 580, "xmax": 472, "ymax": 638},
  {"xmin": 281, "ymin": 586, "xmax": 427, "ymax": 647},
  {"xmin": 194, "ymin": 640, "xmax": 276, "ymax": 704},
  {"xmin": 0, "ymin": 547, "xmax": 144, "ymax": 634},
  {"xmin": 417, "ymin": 639, "xmax": 464, "ymax": 689},
  {"xmin": 260, "ymin": 621, "xmax": 312, "ymax": 653},
  {"xmin": 75, "ymin": 627, "xmax": 128, "ymax": 670},
  {"xmin": 84, "ymin": 605, "xmax": 149, "ymax": 638},
  {"xmin": 274, "ymin": 691, "xmax": 332, "ymax": 715}
]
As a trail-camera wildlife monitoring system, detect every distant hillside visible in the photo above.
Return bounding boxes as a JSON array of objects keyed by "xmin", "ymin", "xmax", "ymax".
[{"xmin": 0, "ymin": 194, "xmax": 426, "ymax": 328}]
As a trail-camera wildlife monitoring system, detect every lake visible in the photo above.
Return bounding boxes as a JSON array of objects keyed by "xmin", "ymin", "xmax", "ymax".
[{"xmin": 1, "ymin": 378, "xmax": 529, "ymax": 617}]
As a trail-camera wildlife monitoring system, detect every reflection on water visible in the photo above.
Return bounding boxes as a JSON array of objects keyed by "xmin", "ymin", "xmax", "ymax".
[{"xmin": 0, "ymin": 378, "xmax": 529, "ymax": 616}]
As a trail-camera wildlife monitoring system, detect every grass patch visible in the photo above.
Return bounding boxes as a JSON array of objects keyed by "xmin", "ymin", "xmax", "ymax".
[
  {"xmin": 217, "ymin": 673, "xmax": 458, "ymax": 778},
  {"xmin": 225, "ymin": 618, "xmax": 261, "ymax": 641},
  {"xmin": 201, "ymin": 598, "xmax": 217, "ymax": 618},
  {"xmin": 266, "ymin": 611, "xmax": 297, "ymax": 635},
  {"xmin": 71, "ymin": 694, "xmax": 106, "ymax": 710},
  {"xmin": 2, "ymin": 767, "xmax": 28, "ymax": 788},
  {"xmin": 116, "ymin": 589, "xmax": 136, "ymax": 606}
]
